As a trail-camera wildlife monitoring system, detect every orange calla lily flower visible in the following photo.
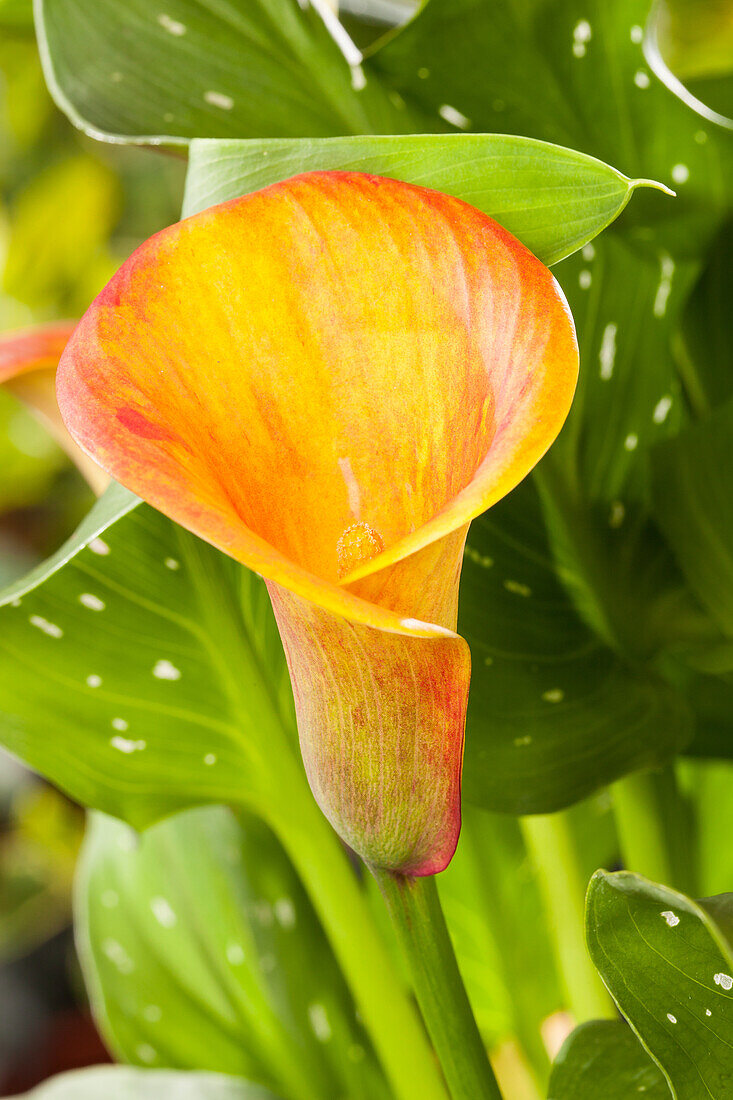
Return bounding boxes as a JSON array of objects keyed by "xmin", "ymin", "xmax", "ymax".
[
  {"xmin": 57, "ymin": 172, "xmax": 578, "ymax": 875},
  {"xmin": 0, "ymin": 322, "xmax": 109, "ymax": 495}
]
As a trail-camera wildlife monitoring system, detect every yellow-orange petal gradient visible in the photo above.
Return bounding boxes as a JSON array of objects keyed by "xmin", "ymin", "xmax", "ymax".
[
  {"xmin": 1, "ymin": 322, "xmax": 109, "ymax": 495},
  {"xmin": 57, "ymin": 172, "xmax": 578, "ymax": 874}
]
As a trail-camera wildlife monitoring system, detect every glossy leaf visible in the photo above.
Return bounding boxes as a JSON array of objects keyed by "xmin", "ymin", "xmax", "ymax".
[
  {"xmin": 6, "ymin": 1067, "xmax": 282, "ymax": 1099},
  {"xmin": 184, "ymin": 134, "xmax": 667, "ymax": 266},
  {"xmin": 548, "ymin": 1019, "xmax": 670, "ymax": 1099},
  {"xmin": 460, "ymin": 477, "xmax": 690, "ymax": 814},
  {"xmin": 586, "ymin": 870, "xmax": 733, "ymax": 1098},
  {"xmin": 652, "ymin": 400, "xmax": 733, "ymax": 641},
  {"xmin": 76, "ymin": 807, "xmax": 385, "ymax": 1100},
  {"xmin": 35, "ymin": 0, "xmax": 413, "ymax": 144},
  {"xmin": 0, "ymin": 485, "xmax": 295, "ymax": 826}
]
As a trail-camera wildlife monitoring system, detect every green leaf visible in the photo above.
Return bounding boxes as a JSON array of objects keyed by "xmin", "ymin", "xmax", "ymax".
[
  {"xmin": 460, "ymin": 476, "xmax": 691, "ymax": 814},
  {"xmin": 35, "ymin": 0, "xmax": 413, "ymax": 144},
  {"xmin": 6, "ymin": 1067, "xmax": 282, "ymax": 1099},
  {"xmin": 586, "ymin": 870, "xmax": 733, "ymax": 1099},
  {"xmin": 369, "ymin": 0, "xmax": 733, "ymax": 238},
  {"xmin": 652, "ymin": 400, "xmax": 733, "ymax": 641},
  {"xmin": 0, "ymin": 485, "xmax": 295, "ymax": 826},
  {"xmin": 76, "ymin": 807, "xmax": 385, "ymax": 1100},
  {"xmin": 184, "ymin": 134, "xmax": 666, "ymax": 265},
  {"xmin": 548, "ymin": 1019, "xmax": 670, "ymax": 1099}
]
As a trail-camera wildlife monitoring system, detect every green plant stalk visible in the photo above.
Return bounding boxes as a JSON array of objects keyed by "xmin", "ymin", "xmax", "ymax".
[
  {"xmin": 611, "ymin": 767, "xmax": 683, "ymax": 888},
  {"xmin": 268, "ymin": 760, "xmax": 449, "ymax": 1100},
  {"xmin": 371, "ymin": 867, "xmax": 504, "ymax": 1100},
  {"xmin": 520, "ymin": 812, "xmax": 613, "ymax": 1022}
]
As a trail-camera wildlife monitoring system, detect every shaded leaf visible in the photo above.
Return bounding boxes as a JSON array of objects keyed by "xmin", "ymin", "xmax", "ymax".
[
  {"xmin": 586, "ymin": 870, "xmax": 733, "ymax": 1099},
  {"xmin": 548, "ymin": 1019, "xmax": 670, "ymax": 1099},
  {"xmin": 184, "ymin": 133, "xmax": 665, "ymax": 266},
  {"xmin": 36, "ymin": 0, "xmax": 414, "ymax": 144},
  {"xmin": 76, "ymin": 807, "xmax": 385, "ymax": 1100}
]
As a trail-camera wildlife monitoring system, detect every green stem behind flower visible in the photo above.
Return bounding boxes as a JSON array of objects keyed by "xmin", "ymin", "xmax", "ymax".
[
  {"xmin": 612, "ymin": 766, "xmax": 694, "ymax": 891},
  {"xmin": 520, "ymin": 811, "xmax": 613, "ymax": 1022},
  {"xmin": 269, "ymin": 764, "xmax": 449, "ymax": 1100},
  {"xmin": 371, "ymin": 867, "xmax": 504, "ymax": 1100}
]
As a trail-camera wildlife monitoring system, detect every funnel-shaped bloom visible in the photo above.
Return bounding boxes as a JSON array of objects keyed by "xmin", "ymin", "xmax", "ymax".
[
  {"xmin": 0, "ymin": 323, "xmax": 108, "ymax": 494},
  {"xmin": 57, "ymin": 172, "xmax": 577, "ymax": 875}
]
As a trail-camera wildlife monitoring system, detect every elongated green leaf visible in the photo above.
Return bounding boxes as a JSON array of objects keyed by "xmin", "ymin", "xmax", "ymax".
[
  {"xmin": 548, "ymin": 1019, "xmax": 670, "ymax": 1099},
  {"xmin": 184, "ymin": 134, "xmax": 665, "ymax": 265},
  {"xmin": 0, "ymin": 486, "xmax": 295, "ymax": 826},
  {"xmin": 35, "ymin": 0, "xmax": 413, "ymax": 144},
  {"xmin": 7, "ymin": 1067, "xmax": 282, "ymax": 1099},
  {"xmin": 76, "ymin": 807, "xmax": 384, "ymax": 1100},
  {"xmin": 586, "ymin": 871, "xmax": 733, "ymax": 1099}
]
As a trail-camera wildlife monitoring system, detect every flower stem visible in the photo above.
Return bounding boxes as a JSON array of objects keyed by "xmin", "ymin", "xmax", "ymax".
[
  {"xmin": 519, "ymin": 811, "xmax": 613, "ymax": 1022},
  {"xmin": 611, "ymin": 767, "xmax": 684, "ymax": 888},
  {"xmin": 371, "ymin": 867, "xmax": 504, "ymax": 1100},
  {"xmin": 270, "ymin": 777, "xmax": 449, "ymax": 1100}
]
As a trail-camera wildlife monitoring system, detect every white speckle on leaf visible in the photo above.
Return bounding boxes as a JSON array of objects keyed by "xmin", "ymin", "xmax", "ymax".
[
  {"xmin": 274, "ymin": 897, "xmax": 297, "ymax": 929},
  {"xmin": 89, "ymin": 538, "xmax": 110, "ymax": 555},
  {"xmin": 350, "ymin": 64, "xmax": 366, "ymax": 91},
  {"xmin": 153, "ymin": 659, "xmax": 181, "ymax": 681},
  {"xmin": 111, "ymin": 736, "xmax": 146, "ymax": 753},
  {"xmin": 143, "ymin": 1005, "xmax": 162, "ymax": 1023},
  {"xmin": 630, "ymin": 24, "xmax": 643, "ymax": 43},
  {"xmin": 542, "ymin": 689, "xmax": 564, "ymax": 703},
  {"xmin": 157, "ymin": 13, "xmax": 186, "ymax": 35},
  {"xmin": 308, "ymin": 1003, "xmax": 332, "ymax": 1042},
  {"xmin": 609, "ymin": 501, "xmax": 625, "ymax": 528},
  {"xmin": 464, "ymin": 545, "xmax": 493, "ymax": 568},
  {"xmin": 634, "ymin": 69, "xmax": 650, "ymax": 89},
  {"xmin": 503, "ymin": 579, "xmax": 531, "ymax": 597},
  {"xmin": 80, "ymin": 593, "xmax": 105, "ymax": 611},
  {"xmin": 572, "ymin": 19, "xmax": 591, "ymax": 57},
  {"xmin": 667, "ymin": 1013, "xmax": 677, "ymax": 1024},
  {"xmin": 137, "ymin": 1044, "xmax": 157, "ymax": 1064},
  {"xmin": 204, "ymin": 90, "xmax": 234, "ymax": 110},
  {"xmin": 653, "ymin": 396, "xmax": 673, "ymax": 424},
  {"xmin": 661, "ymin": 910, "xmax": 680, "ymax": 927},
  {"xmin": 101, "ymin": 890, "xmax": 119, "ymax": 908},
  {"xmin": 582, "ymin": 243, "xmax": 595, "ymax": 261},
  {"xmin": 439, "ymin": 104, "xmax": 471, "ymax": 129},
  {"xmin": 599, "ymin": 322, "xmax": 617, "ymax": 380},
  {"xmin": 579, "ymin": 270, "xmax": 592, "ymax": 289},
  {"xmin": 624, "ymin": 433, "xmax": 639, "ymax": 451},
  {"xmin": 30, "ymin": 616, "xmax": 63, "ymax": 638},
  {"xmin": 203, "ymin": 753, "xmax": 217, "ymax": 766},
  {"xmin": 226, "ymin": 942, "xmax": 245, "ymax": 965},
  {"xmin": 706, "ymin": 1008, "xmax": 712, "ymax": 1016},
  {"xmin": 102, "ymin": 938, "xmax": 134, "ymax": 974},
  {"xmin": 164, "ymin": 557, "xmax": 180, "ymax": 570},
  {"xmin": 654, "ymin": 253, "xmax": 676, "ymax": 317},
  {"xmin": 714, "ymin": 972, "xmax": 733, "ymax": 990},
  {"xmin": 150, "ymin": 897, "xmax": 177, "ymax": 928},
  {"xmin": 112, "ymin": 718, "xmax": 129, "ymax": 731},
  {"xmin": 672, "ymin": 163, "xmax": 689, "ymax": 184},
  {"xmin": 86, "ymin": 674, "xmax": 102, "ymax": 688}
]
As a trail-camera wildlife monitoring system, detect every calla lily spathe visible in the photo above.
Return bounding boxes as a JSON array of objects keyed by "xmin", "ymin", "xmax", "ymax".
[
  {"xmin": 0, "ymin": 322, "xmax": 108, "ymax": 494},
  {"xmin": 57, "ymin": 172, "xmax": 578, "ymax": 874}
]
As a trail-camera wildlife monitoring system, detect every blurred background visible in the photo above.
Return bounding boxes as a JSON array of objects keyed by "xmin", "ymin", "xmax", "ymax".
[{"xmin": 0, "ymin": 5, "xmax": 185, "ymax": 1089}]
